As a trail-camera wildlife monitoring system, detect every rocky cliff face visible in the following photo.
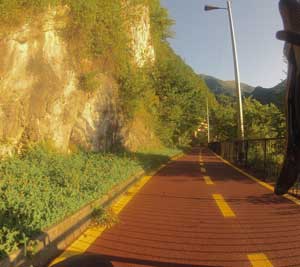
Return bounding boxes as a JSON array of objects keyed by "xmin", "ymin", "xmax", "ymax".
[
  {"xmin": 130, "ymin": 5, "xmax": 155, "ymax": 67},
  {"xmin": 0, "ymin": 4, "xmax": 155, "ymax": 156}
]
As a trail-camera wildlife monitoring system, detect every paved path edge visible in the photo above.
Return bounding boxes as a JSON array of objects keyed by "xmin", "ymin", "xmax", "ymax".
[
  {"xmin": 0, "ymin": 152, "xmax": 184, "ymax": 267},
  {"xmin": 211, "ymin": 150, "xmax": 300, "ymax": 206}
]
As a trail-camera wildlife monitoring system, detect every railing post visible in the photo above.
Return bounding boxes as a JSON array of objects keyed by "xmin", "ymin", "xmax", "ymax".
[
  {"xmin": 216, "ymin": 137, "xmax": 285, "ymax": 185},
  {"xmin": 245, "ymin": 140, "xmax": 248, "ymax": 168},
  {"xmin": 263, "ymin": 139, "xmax": 267, "ymax": 181},
  {"xmin": 236, "ymin": 141, "xmax": 238, "ymax": 163}
]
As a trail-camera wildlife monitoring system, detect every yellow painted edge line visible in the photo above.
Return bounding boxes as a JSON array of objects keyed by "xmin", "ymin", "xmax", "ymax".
[
  {"xmin": 199, "ymin": 150, "xmax": 203, "ymax": 162},
  {"xmin": 211, "ymin": 151, "xmax": 273, "ymax": 190},
  {"xmin": 213, "ymin": 194, "xmax": 236, "ymax": 218},
  {"xmin": 247, "ymin": 253, "xmax": 273, "ymax": 267},
  {"xmin": 204, "ymin": 176, "xmax": 214, "ymax": 185},
  {"xmin": 50, "ymin": 175, "xmax": 152, "ymax": 266},
  {"xmin": 49, "ymin": 226, "xmax": 106, "ymax": 265},
  {"xmin": 211, "ymin": 151, "xmax": 300, "ymax": 206},
  {"xmin": 200, "ymin": 167, "xmax": 206, "ymax": 173},
  {"xmin": 171, "ymin": 153, "xmax": 184, "ymax": 162},
  {"xmin": 50, "ymin": 153, "xmax": 184, "ymax": 266}
]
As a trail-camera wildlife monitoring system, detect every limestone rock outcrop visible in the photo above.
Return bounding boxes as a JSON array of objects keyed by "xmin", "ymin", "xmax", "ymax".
[{"xmin": 0, "ymin": 4, "xmax": 155, "ymax": 156}]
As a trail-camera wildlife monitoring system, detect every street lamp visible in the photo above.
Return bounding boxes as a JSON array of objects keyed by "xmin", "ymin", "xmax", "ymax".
[
  {"xmin": 204, "ymin": 1, "xmax": 245, "ymax": 140},
  {"xmin": 206, "ymin": 96, "xmax": 210, "ymax": 143},
  {"xmin": 204, "ymin": 5, "xmax": 227, "ymax": 11}
]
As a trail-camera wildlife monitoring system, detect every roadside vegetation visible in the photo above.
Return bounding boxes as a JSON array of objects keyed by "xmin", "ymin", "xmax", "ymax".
[
  {"xmin": 0, "ymin": 0, "xmax": 202, "ymax": 258},
  {"xmin": 206, "ymin": 94, "xmax": 286, "ymax": 182},
  {"xmin": 209, "ymin": 94, "xmax": 286, "ymax": 141},
  {"xmin": 0, "ymin": 0, "xmax": 287, "ymax": 260},
  {"xmin": 0, "ymin": 144, "xmax": 180, "ymax": 258}
]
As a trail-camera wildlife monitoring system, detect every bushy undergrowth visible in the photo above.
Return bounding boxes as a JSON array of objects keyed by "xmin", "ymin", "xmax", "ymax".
[{"xmin": 0, "ymin": 145, "xmax": 180, "ymax": 258}]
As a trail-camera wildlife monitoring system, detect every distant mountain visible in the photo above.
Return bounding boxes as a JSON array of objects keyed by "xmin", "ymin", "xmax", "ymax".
[
  {"xmin": 250, "ymin": 81, "xmax": 286, "ymax": 111},
  {"xmin": 202, "ymin": 74, "xmax": 286, "ymax": 111},
  {"xmin": 201, "ymin": 74, "xmax": 255, "ymax": 96}
]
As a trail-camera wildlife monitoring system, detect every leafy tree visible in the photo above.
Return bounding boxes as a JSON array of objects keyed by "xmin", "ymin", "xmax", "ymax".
[
  {"xmin": 210, "ymin": 95, "xmax": 286, "ymax": 141},
  {"xmin": 152, "ymin": 44, "xmax": 207, "ymax": 146},
  {"xmin": 210, "ymin": 95, "xmax": 237, "ymax": 141},
  {"xmin": 243, "ymin": 97, "xmax": 285, "ymax": 139}
]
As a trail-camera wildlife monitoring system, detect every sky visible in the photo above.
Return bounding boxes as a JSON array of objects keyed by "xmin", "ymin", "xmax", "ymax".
[{"xmin": 160, "ymin": 0, "xmax": 287, "ymax": 88}]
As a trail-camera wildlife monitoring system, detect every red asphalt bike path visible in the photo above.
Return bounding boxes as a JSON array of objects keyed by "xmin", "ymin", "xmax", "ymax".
[{"xmin": 52, "ymin": 148, "xmax": 300, "ymax": 267}]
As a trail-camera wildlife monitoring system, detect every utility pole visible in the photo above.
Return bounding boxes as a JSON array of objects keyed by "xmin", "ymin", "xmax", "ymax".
[
  {"xmin": 204, "ymin": 0, "xmax": 245, "ymax": 140},
  {"xmin": 227, "ymin": 0, "xmax": 245, "ymax": 140},
  {"xmin": 206, "ymin": 97, "xmax": 210, "ymax": 143}
]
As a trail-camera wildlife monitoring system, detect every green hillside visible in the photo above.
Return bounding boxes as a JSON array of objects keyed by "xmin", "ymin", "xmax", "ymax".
[
  {"xmin": 201, "ymin": 74, "xmax": 254, "ymax": 96},
  {"xmin": 200, "ymin": 74, "xmax": 286, "ymax": 140},
  {"xmin": 202, "ymin": 74, "xmax": 286, "ymax": 111},
  {"xmin": 250, "ymin": 81, "xmax": 286, "ymax": 111}
]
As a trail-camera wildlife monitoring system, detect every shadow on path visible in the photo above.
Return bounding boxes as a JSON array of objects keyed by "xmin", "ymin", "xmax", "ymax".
[{"xmin": 51, "ymin": 252, "xmax": 221, "ymax": 267}]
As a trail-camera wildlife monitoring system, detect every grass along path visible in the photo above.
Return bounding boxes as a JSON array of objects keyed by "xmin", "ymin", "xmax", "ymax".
[{"xmin": 0, "ymin": 144, "xmax": 181, "ymax": 259}]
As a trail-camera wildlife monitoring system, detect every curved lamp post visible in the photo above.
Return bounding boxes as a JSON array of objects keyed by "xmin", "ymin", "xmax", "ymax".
[{"xmin": 205, "ymin": 1, "xmax": 245, "ymax": 140}]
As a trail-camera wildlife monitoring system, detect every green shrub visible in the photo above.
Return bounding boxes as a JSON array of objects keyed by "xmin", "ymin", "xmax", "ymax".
[
  {"xmin": 0, "ymin": 144, "xmax": 180, "ymax": 258},
  {"xmin": 91, "ymin": 207, "xmax": 119, "ymax": 228}
]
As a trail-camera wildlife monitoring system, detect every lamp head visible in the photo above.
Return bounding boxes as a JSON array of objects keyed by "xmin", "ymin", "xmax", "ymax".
[{"xmin": 204, "ymin": 5, "xmax": 226, "ymax": 11}]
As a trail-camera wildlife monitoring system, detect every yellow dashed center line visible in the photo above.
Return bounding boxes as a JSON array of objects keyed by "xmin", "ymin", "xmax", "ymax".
[
  {"xmin": 49, "ymin": 175, "xmax": 152, "ymax": 266},
  {"xmin": 199, "ymin": 152, "xmax": 203, "ymax": 161},
  {"xmin": 213, "ymin": 194, "xmax": 236, "ymax": 218},
  {"xmin": 203, "ymin": 176, "xmax": 214, "ymax": 185},
  {"xmin": 200, "ymin": 167, "xmax": 206, "ymax": 173},
  {"xmin": 248, "ymin": 253, "xmax": 273, "ymax": 267}
]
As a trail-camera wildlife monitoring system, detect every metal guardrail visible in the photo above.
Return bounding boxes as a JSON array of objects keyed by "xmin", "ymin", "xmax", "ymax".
[
  {"xmin": 209, "ymin": 138, "xmax": 300, "ymax": 197},
  {"xmin": 209, "ymin": 138, "xmax": 286, "ymax": 182}
]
